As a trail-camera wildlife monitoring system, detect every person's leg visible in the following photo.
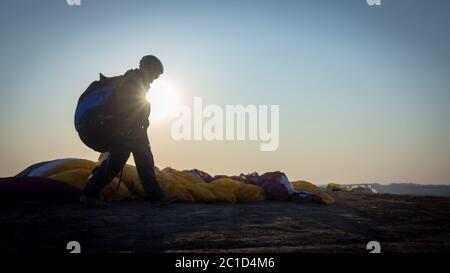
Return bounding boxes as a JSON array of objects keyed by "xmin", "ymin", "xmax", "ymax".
[
  {"xmin": 83, "ymin": 146, "xmax": 131, "ymax": 198},
  {"xmin": 132, "ymin": 136, "xmax": 165, "ymax": 202}
]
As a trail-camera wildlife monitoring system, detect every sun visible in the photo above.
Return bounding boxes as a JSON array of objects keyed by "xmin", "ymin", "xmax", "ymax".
[{"xmin": 146, "ymin": 77, "xmax": 180, "ymax": 121}]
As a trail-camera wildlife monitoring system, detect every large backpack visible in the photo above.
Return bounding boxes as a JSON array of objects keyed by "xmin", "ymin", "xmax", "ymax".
[{"xmin": 74, "ymin": 73, "xmax": 123, "ymax": 152}]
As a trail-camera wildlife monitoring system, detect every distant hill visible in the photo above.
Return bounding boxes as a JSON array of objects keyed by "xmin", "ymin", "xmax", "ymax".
[{"xmin": 372, "ymin": 183, "xmax": 450, "ymax": 197}]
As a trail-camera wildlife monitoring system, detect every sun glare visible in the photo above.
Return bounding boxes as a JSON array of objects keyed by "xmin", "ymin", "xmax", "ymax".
[{"xmin": 146, "ymin": 77, "xmax": 180, "ymax": 121}]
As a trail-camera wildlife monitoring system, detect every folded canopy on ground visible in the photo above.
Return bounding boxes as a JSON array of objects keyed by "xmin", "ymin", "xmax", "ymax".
[
  {"xmin": 326, "ymin": 183, "xmax": 378, "ymax": 194},
  {"xmin": 6, "ymin": 158, "xmax": 334, "ymax": 204}
]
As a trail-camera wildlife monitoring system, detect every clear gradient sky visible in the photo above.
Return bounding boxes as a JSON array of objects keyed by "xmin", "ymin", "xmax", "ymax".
[{"xmin": 0, "ymin": 0, "xmax": 449, "ymax": 184}]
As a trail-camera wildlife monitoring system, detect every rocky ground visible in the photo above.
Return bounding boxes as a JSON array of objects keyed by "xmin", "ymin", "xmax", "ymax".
[{"xmin": 1, "ymin": 192, "xmax": 449, "ymax": 253}]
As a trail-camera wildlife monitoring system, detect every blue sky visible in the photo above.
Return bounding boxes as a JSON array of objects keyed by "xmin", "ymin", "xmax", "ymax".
[{"xmin": 0, "ymin": 0, "xmax": 449, "ymax": 184}]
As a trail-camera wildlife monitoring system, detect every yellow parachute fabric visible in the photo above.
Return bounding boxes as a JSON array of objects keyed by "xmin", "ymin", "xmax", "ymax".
[
  {"xmin": 120, "ymin": 164, "xmax": 145, "ymax": 197},
  {"xmin": 208, "ymin": 178, "xmax": 265, "ymax": 202},
  {"xmin": 104, "ymin": 164, "xmax": 263, "ymax": 203},
  {"xmin": 202, "ymin": 182, "xmax": 236, "ymax": 203},
  {"xmin": 120, "ymin": 165, "xmax": 209, "ymax": 202},
  {"xmin": 158, "ymin": 170, "xmax": 264, "ymax": 202},
  {"xmin": 156, "ymin": 167, "xmax": 215, "ymax": 202},
  {"xmin": 32, "ymin": 158, "xmax": 330, "ymax": 204},
  {"xmin": 41, "ymin": 159, "xmax": 97, "ymax": 177},
  {"xmin": 47, "ymin": 168, "xmax": 91, "ymax": 190},
  {"xmin": 47, "ymin": 167, "xmax": 130, "ymax": 201},
  {"xmin": 291, "ymin": 180, "xmax": 334, "ymax": 205}
]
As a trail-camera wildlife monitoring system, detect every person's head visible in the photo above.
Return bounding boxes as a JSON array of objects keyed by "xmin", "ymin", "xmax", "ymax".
[{"xmin": 139, "ymin": 55, "xmax": 163, "ymax": 84}]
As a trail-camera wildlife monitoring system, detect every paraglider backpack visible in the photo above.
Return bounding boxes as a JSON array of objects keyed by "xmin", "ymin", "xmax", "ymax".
[{"xmin": 74, "ymin": 73, "xmax": 124, "ymax": 150}]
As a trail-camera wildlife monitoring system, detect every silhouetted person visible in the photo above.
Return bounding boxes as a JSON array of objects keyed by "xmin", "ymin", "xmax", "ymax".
[{"xmin": 74, "ymin": 55, "xmax": 167, "ymax": 205}]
